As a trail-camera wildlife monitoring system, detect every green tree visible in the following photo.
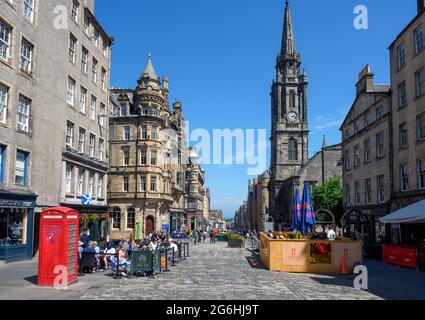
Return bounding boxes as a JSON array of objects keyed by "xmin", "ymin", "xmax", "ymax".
[{"xmin": 311, "ymin": 176, "xmax": 344, "ymax": 226}]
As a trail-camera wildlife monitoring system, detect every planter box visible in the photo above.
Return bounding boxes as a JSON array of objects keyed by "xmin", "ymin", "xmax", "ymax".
[
  {"xmin": 217, "ymin": 236, "xmax": 227, "ymax": 242},
  {"xmin": 228, "ymin": 239, "xmax": 244, "ymax": 248}
]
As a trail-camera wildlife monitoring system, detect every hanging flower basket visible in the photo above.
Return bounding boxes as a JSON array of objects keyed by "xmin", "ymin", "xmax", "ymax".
[
  {"xmin": 88, "ymin": 214, "xmax": 99, "ymax": 224},
  {"xmin": 99, "ymin": 214, "xmax": 109, "ymax": 220},
  {"xmin": 80, "ymin": 214, "xmax": 89, "ymax": 228}
]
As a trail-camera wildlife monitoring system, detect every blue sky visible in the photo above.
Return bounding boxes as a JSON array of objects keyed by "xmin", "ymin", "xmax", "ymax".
[{"xmin": 96, "ymin": 0, "xmax": 416, "ymax": 218}]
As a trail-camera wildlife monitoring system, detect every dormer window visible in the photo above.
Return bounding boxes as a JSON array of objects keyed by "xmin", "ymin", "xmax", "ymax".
[{"xmin": 120, "ymin": 103, "xmax": 127, "ymax": 116}]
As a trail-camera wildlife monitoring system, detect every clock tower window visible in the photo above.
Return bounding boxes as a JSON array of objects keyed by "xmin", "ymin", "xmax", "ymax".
[
  {"xmin": 288, "ymin": 138, "xmax": 298, "ymax": 161},
  {"xmin": 289, "ymin": 90, "xmax": 296, "ymax": 109}
]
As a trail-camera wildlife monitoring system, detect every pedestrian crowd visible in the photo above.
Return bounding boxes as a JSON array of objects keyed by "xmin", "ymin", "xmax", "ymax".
[{"xmin": 186, "ymin": 227, "xmax": 220, "ymax": 245}]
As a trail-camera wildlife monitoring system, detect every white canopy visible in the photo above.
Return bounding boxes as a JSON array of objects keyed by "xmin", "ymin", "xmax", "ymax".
[{"xmin": 380, "ymin": 199, "xmax": 425, "ymax": 224}]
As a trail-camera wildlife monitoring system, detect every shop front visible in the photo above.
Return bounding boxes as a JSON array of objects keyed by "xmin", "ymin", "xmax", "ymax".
[
  {"xmin": 63, "ymin": 204, "xmax": 109, "ymax": 247},
  {"xmin": 170, "ymin": 210, "xmax": 186, "ymax": 234},
  {"xmin": 0, "ymin": 192, "xmax": 37, "ymax": 262}
]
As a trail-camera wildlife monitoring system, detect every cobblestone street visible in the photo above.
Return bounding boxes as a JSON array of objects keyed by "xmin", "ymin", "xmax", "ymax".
[
  {"xmin": 2, "ymin": 241, "xmax": 425, "ymax": 300},
  {"xmin": 80, "ymin": 242, "xmax": 382, "ymax": 301}
]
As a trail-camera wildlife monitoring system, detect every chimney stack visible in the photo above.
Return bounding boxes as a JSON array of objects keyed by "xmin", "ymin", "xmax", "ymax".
[
  {"xmin": 356, "ymin": 64, "xmax": 374, "ymax": 95},
  {"xmin": 418, "ymin": 0, "xmax": 425, "ymax": 15}
]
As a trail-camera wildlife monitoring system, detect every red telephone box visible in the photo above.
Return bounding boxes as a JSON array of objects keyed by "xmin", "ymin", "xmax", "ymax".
[{"xmin": 38, "ymin": 207, "xmax": 79, "ymax": 287}]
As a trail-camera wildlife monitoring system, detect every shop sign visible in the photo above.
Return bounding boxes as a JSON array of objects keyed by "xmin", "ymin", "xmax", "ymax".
[{"xmin": 0, "ymin": 199, "xmax": 35, "ymax": 208}]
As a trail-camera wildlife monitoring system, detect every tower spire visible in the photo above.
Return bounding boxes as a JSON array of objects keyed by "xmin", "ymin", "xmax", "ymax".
[
  {"xmin": 281, "ymin": 0, "xmax": 296, "ymax": 55},
  {"xmin": 322, "ymin": 135, "xmax": 328, "ymax": 149},
  {"xmin": 140, "ymin": 54, "xmax": 158, "ymax": 80}
]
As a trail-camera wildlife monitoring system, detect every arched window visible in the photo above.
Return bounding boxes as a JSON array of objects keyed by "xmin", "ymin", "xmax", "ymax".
[
  {"xmin": 112, "ymin": 208, "xmax": 121, "ymax": 229},
  {"xmin": 127, "ymin": 208, "xmax": 135, "ymax": 229},
  {"xmin": 288, "ymin": 138, "xmax": 298, "ymax": 161}
]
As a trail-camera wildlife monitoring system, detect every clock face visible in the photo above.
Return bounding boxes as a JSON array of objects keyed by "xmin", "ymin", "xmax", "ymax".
[{"xmin": 287, "ymin": 112, "xmax": 298, "ymax": 123}]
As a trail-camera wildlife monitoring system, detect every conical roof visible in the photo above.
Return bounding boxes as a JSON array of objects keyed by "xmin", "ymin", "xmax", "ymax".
[
  {"xmin": 281, "ymin": 0, "xmax": 296, "ymax": 55},
  {"xmin": 140, "ymin": 54, "xmax": 158, "ymax": 80}
]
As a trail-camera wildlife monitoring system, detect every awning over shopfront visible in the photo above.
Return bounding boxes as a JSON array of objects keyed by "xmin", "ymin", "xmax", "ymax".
[{"xmin": 380, "ymin": 200, "xmax": 425, "ymax": 224}]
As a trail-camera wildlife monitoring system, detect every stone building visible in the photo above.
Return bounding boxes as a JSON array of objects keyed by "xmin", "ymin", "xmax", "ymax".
[
  {"xmin": 108, "ymin": 56, "xmax": 186, "ymax": 239},
  {"xmin": 389, "ymin": 0, "xmax": 425, "ymax": 213},
  {"xmin": 340, "ymin": 65, "xmax": 391, "ymax": 245},
  {"xmin": 185, "ymin": 147, "xmax": 209, "ymax": 230},
  {"xmin": 242, "ymin": 171, "xmax": 270, "ymax": 232},
  {"xmin": 234, "ymin": 203, "xmax": 247, "ymax": 231},
  {"xmin": 0, "ymin": 0, "xmax": 112, "ymax": 261},
  {"xmin": 203, "ymin": 188, "xmax": 211, "ymax": 227},
  {"xmin": 268, "ymin": 1, "xmax": 342, "ymax": 230}
]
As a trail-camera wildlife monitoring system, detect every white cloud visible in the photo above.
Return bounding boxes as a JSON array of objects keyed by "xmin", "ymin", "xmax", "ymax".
[{"xmin": 312, "ymin": 120, "xmax": 342, "ymax": 131}]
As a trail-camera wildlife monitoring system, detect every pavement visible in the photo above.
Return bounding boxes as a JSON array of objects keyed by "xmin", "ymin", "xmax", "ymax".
[{"xmin": 1, "ymin": 242, "xmax": 425, "ymax": 300}]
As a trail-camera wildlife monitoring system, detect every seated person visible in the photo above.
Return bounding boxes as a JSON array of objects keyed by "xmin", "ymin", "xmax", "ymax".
[
  {"xmin": 110, "ymin": 245, "xmax": 130, "ymax": 276},
  {"xmin": 82, "ymin": 241, "xmax": 97, "ymax": 273},
  {"xmin": 169, "ymin": 240, "xmax": 179, "ymax": 253},
  {"xmin": 148, "ymin": 239, "xmax": 158, "ymax": 252},
  {"xmin": 310, "ymin": 232, "xmax": 320, "ymax": 240},
  {"xmin": 102, "ymin": 243, "xmax": 116, "ymax": 271}
]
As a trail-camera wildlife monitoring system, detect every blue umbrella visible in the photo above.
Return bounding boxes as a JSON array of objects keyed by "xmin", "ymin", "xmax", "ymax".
[
  {"xmin": 291, "ymin": 189, "xmax": 302, "ymax": 231},
  {"xmin": 301, "ymin": 183, "xmax": 316, "ymax": 235}
]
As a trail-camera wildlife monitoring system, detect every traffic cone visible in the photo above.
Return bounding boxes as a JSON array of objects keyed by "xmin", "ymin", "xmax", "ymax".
[{"xmin": 339, "ymin": 256, "xmax": 349, "ymax": 275}]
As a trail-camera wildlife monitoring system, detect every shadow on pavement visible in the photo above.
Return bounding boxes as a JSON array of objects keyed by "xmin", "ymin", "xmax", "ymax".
[
  {"xmin": 24, "ymin": 275, "xmax": 38, "ymax": 285},
  {"xmin": 245, "ymin": 255, "xmax": 266, "ymax": 270}
]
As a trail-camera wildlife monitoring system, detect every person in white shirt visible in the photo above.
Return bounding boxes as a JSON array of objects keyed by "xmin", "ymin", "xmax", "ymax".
[
  {"xmin": 148, "ymin": 240, "xmax": 157, "ymax": 252},
  {"xmin": 169, "ymin": 240, "xmax": 178, "ymax": 253},
  {"xmin": 327, "ymin": 225, "xmax": 337, "ymax": 241},
  {"xmin": 102, "ymin": 243, "xmax": 116, "ymax": 270}
]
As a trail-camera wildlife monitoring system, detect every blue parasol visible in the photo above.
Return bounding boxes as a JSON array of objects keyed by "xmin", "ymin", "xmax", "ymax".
[
  {"xmin": 301, "ymin": 183, "xmax": 316, "ymax": 235},
  {"xmin": 291, "ymin": 189, "xmax": 302, "ymax": 232}
]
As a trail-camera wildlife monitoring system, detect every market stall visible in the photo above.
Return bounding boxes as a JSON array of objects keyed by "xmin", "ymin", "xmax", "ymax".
[
  {"xmin": 380, "ymin": 200, "xmax": 425, "ymax": 270},
  {"xmin": 259, "ymin": 232, "xmax": 362, "ymax": 273}
]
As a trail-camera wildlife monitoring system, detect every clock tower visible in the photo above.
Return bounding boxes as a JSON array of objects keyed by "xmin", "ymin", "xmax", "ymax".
[{"xmin": 270, "ymin": 0, "xmax": 309, "ymax": 183}]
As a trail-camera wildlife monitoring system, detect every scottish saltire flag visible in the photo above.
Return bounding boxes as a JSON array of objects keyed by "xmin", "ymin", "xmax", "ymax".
[
  {"xmin": 301, "ymin": 183, "xmax": 315, "ymax": 235},
  {"xmin": 291, "ymin": 189, "xmax": 302, "ymax": 231},
  {"xmin": 81, "ymin": 194, "xmax": 93, "ymax": 206}
]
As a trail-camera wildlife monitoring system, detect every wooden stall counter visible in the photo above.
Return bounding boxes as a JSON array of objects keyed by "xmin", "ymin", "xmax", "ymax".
[{"xmin": 260, "ymin": 232, "xmax": 362, "ymax": 274}]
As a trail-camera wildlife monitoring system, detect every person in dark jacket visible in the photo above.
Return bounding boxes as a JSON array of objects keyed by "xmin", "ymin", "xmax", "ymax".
[{"xmin": 80, "ymin": 231, "xmax": 90, "ymax": 249}]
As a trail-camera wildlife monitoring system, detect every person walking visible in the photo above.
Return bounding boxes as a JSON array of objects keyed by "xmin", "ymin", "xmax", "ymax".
[
  {"xmin": 250, "ymin": 231, "xmax": 257, "ymax": 249},
  {"xmin": 209, "ymin": 229, "xmax": 215, "ymax": 244},
  {"xmin": 193, "ymin": 229, "xmax": 198, "ymax": 245}
]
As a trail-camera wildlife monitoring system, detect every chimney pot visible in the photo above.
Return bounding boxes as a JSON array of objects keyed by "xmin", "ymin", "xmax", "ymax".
[{"xmin": 418, "ymin": 0, "xmax": 425, "ymax": 14}]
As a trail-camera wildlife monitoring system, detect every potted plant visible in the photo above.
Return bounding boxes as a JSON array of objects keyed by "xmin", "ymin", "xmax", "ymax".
[
  {"xmin": 227, "ymin": 232, "xmax": 245, "ymax": 248},
  {"xmin": 216, "ymin": 233, "xmax": 228, "ymax": 242}
]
